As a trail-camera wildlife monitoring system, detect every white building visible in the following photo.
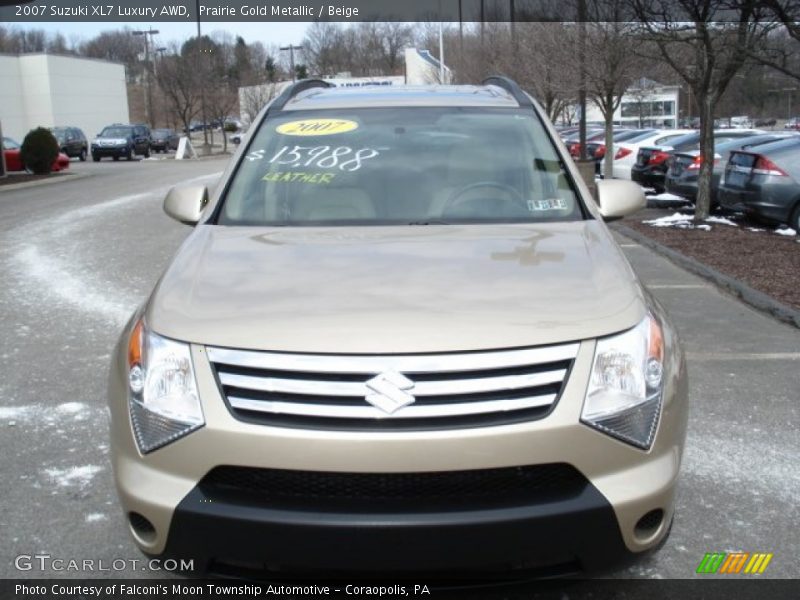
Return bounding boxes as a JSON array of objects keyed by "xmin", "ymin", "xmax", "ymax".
[
  {"xmin": 0, "ymin": 53, "xmax": 129, "ymax": 142},
  {"xmin": 583, "ymin": 79, "xmax": 681, "ymax": 129}
]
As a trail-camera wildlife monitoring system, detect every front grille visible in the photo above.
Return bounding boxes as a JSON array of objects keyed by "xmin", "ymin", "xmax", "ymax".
[
  {"xmin": 199, "ymin": 464, "xmax": 586, "ymax": 511},
  {"xmin": 207, "ymin": 343, "xmax": 578, "ymax": 430}
]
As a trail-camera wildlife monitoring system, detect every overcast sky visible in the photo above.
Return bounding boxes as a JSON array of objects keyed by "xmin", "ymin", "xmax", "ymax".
[{"xmin": 15, "ymin": 21, "xmax": 312, "ymax": 49}]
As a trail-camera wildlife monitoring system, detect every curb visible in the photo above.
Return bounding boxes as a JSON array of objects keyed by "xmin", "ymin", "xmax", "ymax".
[
  {"xmin": 614, "ymin": 223, "xmax": 800, "ymax": 330},
  {"xmin": 0, "ymin": 171, "xmax": 90, "ymax": 192}
]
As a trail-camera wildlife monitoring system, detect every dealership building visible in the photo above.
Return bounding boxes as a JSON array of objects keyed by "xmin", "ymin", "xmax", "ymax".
[
  {"xmin": 583, "ymin": 78, "xmax": 681, "ymax": 128},
  {"xmin": 0, "ymin": 53, "xmax": 129, "ymax": 143}
]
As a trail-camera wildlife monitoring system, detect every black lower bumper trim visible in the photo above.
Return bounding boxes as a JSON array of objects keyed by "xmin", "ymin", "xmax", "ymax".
[{"xmin": 159, "ymin": 469, "xmax": 633, "ymax": 578}]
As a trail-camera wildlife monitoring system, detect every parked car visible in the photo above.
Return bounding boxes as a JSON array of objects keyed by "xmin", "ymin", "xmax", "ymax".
[
  {"xmin": 108, "ymin": 78, "xmax": 687, "ymax": 576},
  {"xmin": 91, "ymin": 124, "xmax": 151, "ymax": 161},
  {"xmin": 49, "ymin": 126, "xmax": 88, "ymax": 161},
  {"xmin": 665, "ymin": 133, "xmax": 795, "ymax": 206},
  {"xmin": 718, "ymin": 136, "xmax": 800, "ymax": 229},
  {"xmin": 150, "ymin": 129, "xmax": 180, "ymax": 153},
  {"xmin": 783, "ymin": 117, "xmax": 800, "ymax": 130},
  {"xmin": 607, "ymin": 129, "xmax": 695, "ymax": 181},
  {"xmin": 2, "ymin": 136, "xmax": 70, "ymax": 172},
  {"xmin": 754, "ymin": 117, "xmax": 777, "ymax": 128},
  {"xmin": 631, "ymin": 129, "xmax": 764, "ymax": 193},
  {"xmin": 587, "ymin": 129, "xmax": 659, "ymax": 174},
  {"xmin": 230, "ymin": 131, "xmax": 247, "ymax": 145}
]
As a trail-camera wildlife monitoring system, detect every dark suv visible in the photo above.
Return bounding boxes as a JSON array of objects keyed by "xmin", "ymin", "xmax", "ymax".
[
  {"xmin": 91, "ymin": 124, "xmax": 151, "ymax": 161},
  {"xmin": 50, "ymin": 127, "xmax": 88, "ymax": 161}
]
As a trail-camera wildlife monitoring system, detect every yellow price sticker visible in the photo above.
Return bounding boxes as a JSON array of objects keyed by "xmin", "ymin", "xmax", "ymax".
[{"xmin": 276, "ymin": 119, "xmax": 358, "ymax": 136}]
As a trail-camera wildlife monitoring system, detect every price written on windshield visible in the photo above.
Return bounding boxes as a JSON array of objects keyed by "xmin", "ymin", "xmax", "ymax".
[{"xmin": 246, "ymin": 145, "xmax": 384, "ymax": 171}]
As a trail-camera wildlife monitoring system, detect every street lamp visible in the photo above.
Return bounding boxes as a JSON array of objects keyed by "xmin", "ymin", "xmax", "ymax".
[
  {"xmin": 280, "ymin": 45, "xmax": 304, "ymax": 82},
  {"xmin": 133, "ymin": 28, "xmax": 159, "ymax": 127}
]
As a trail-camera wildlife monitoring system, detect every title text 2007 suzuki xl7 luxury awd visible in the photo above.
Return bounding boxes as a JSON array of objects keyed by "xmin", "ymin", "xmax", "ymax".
[{"xmin": 108, "ymin": 78, "xmax": 688, "ymax": 578}]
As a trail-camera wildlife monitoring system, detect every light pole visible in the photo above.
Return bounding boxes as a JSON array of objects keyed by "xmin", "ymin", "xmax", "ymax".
[
  {"xmin": 280, "ymin": 45, "xmax": 303, "ymax": 82},
  {"xmin": 133, "ymin": 28, "xmax": 159, "ymax": 127}
]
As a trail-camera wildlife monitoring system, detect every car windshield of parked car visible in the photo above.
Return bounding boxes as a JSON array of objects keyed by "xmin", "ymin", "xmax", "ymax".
[
  {"xmin": 3, "ymin": 137, "xmax": 20, "ymax": 149},
  {"xmin": 218, "ymin": 108, "xmax": 583, "ymax": 226},
  {"xmin": 50, "ymin": 127, "xmax": 67, "ymax": 143},
  {"xmin": 100, "ymin": 127, "xmax": 131, "ymax": 138},
  {"xmin": 153, "ymin": 129, "xmax": 171, "ymax": 138}
]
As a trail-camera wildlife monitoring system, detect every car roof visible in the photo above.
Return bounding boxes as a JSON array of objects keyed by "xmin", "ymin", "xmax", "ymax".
[
  {"xmin": 736, "ymin": 135, "xmax": 800, "ymax": 156},
  {"xmin": 282, "ymin": 85, "xmax": 522, "ymax": 110}
]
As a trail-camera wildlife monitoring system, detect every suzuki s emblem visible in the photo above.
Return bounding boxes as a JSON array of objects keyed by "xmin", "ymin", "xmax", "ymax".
[{"xmin": 365, "ymin": 371, "xmax": 415, "ymax": 415}]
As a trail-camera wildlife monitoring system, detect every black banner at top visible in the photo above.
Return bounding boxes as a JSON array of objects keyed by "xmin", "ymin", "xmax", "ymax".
[{"xmin": 0, "ymin": 0, "xmax": 778, "ymax": 23}]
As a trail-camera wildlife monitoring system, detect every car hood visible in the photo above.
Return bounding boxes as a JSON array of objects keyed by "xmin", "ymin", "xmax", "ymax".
[{"xmin": 146, "ymin": 221, "xmax": 647, "ymax": 353}]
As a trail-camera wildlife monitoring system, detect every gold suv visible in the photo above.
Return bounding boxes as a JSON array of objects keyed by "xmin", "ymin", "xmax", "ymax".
[{"xmin": 108, "ymin": 77, "xmax": 688, "ymax": 578}]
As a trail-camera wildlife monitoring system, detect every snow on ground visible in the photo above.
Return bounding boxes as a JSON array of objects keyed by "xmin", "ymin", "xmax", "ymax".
[
  {"xmin": 648, "ymin": 192, "xmax": 688, "ymax": 202},
  {"xmin": 775, "ymin": 227, "xmax": 797, "ymax": 236},
  {"xmin": 705, "ymin": 216, "xmax": 738, "ymax": 227},
  {"xmin": 43, "ymin": 465, "xmax": 103, "ymax": 488},
  {"xmin": 642, "ymin": 212, "xmax": 694, "ymax": 227},
  {"xmin": 85, "ymin": 513, "xmax": 108, "ymax": 523}
]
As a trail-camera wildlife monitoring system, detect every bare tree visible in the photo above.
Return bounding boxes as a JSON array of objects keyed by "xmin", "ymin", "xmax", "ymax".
[
  {"xmin": 750, "ymin": 1, "xmax": 800, "ymax": 81},
  {"xmin": 630, "ymin": 0, "xmax": 775, "ymax": 220},
  {"xmin": 156, "ymin": 43, "xmax": 200, "ymax": 137}
]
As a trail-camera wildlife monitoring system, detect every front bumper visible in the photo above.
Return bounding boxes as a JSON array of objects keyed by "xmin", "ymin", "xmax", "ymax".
[
  {"xmin": 109, "ymin": 329, "xmax": 687, "ymax": 576},
  {"xmin": 92, "ymin": 146, "xmax": 129, "ymax": 157},
  {"xmin": 631, "ymin": 166, "xmax": 667, "ymax": 191}
]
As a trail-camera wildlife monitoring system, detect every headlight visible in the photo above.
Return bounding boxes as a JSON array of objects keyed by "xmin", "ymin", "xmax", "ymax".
[
  {"xmin": 127, "ymin": 319, "xmax": 204, "ymax": 454},
  {"xmin": 581, "ymin": 314, "xmax": 664, "ymax": 450}
]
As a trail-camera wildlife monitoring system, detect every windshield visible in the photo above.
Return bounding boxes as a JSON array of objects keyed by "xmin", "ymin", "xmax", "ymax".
[
  {"xmin": 218, "ymin": 108, "xmax": 583, "ymax": 226},
  {"xmin": 100, "ymin": 127, "xmax": 132, "ymax": 138},
  {"xmin": 153, "ymin": 129, "xmax": 172, "ymax": 137},
  {"xmin": 3, "ymin": 137, "xmax": 20, "ymax": 149},
  {"xmin": 50, "ymin": 127, "xmax": 67, "ymax": 142}
]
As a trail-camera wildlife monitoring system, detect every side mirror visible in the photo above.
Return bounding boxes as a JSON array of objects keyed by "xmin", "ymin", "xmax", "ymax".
[
  {"xmin": 163, "ymin": 185, "xmax": 209, "ymax": 225},
  {"xmin": 595, "ymin": 179, "xmax": 645, "ymax": 222}
]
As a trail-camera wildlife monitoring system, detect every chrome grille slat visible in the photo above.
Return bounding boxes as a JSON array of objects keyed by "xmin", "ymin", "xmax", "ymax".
[
  {"xmin": 207, "ymin": 344, "xmax": 578, "ymax": 374},
  {"xmin": 207, "ymin": 343, "xmax": 578, "ymax": 429},
  {"xmin": 228, "ymin": 394, "xmax": 558, "ymax": 419},
  {"xmin": 218, "ymin": 369, "xmax": 568, "ymax": 398}
]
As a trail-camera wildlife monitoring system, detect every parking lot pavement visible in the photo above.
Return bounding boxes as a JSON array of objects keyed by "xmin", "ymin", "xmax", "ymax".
[{"xmin": 0, "ymin": 163, "xmax": 797, "ymax": 581}]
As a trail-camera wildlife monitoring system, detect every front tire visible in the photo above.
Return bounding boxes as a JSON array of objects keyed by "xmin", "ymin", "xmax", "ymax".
[
  {"xmin": 144, "ymin": 148, "xmax": 151, "ymax": 159},
  {"xmin": 125, "ymin": 147, "xmax": 133, "ymax": 161},
  {"xmin": 92, "ymin": 154, "xmax": 100, "ymax": 162},
  {"xmin": 79, "ymin": 148, "xmax": 87, "ymax": 162},
  {"xmin": 113, "ymin": 155, "xmax": 119, "ymax": 162},
  {"xmin": 790, "ymin": 204, "xmax": 800, "ymax": 232}
]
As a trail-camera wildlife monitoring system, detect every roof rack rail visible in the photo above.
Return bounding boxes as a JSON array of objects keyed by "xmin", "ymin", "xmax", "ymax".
[
  {"xmin": 481, "ymin": 76, "xmax": 532, "ymax": 109},
  {"xmin": 267, "ymin": 79, "xmax": 333, "ymax": 113}
]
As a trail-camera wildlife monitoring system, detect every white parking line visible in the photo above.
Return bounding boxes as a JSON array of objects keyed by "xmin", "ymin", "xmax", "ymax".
[
  {"xmin": 647, "ymin": 284, "xmax": 708, "ymax": 289},
  {"xmin": 687, "ymin": 352, "xmax": 800, "ymax": 361}
]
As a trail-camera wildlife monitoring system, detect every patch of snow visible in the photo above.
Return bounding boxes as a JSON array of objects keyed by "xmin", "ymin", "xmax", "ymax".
[
  {"xmin": 57, "ymin": 402, "xmax": 86, "ymax": 415},
  {"xmin": 705, "ymin": 216, "xmax": 738, "ymax": 227},
  {"xmin": 649, "ymin": 193, "xmax": 688, "ymax": 201},
  {"xmin": 747, "ymin": 227, "xmax": 765, "ymax": 232},
  {"xmin": 85, "ymin": 513, "xmax": 107, "ymax": 523},
  {"xmin": 695, "ymin": 224, "xmax": 712, "ymax": 231},
  {"xmin": 775, "ymin": 227, "xmax": 797, "ymax": 236},
  {"xmin": 0, "ymin": 405, "xmax": 36, "ymax": 420},
  {"xmin": 43, "ymin": 465, "xmax": 103, "ymax": 488},
  {"xmin": 643, "ymin": 212, "xmax": 693, "ymax": 227}
]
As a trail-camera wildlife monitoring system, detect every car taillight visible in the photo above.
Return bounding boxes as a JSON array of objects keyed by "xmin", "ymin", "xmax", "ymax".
[
  {"xmin": 648, "ymin": 150, "xmax": 671, "ymax": 165},
  {"xmin": 569, "ymin": 143, "xmax": 580, "ymax": 157},
  {"xmin": 615, "ymin": 147, "xmax": 632, "ymax": 160},
  {"xmin": 686, "ymin": 155, "xmax": 719, "ymax": 171},
  {"xmin": 594, "ymin": 145, "xmax": 606, "ymax": 159},
  {"xmin": 752, "ymin": 155, "xmax": 788, "ymax": 176}
]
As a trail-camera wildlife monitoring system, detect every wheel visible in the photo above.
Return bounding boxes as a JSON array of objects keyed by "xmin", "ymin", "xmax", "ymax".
[
  {"xmin": 79, "ymin": 148, "xmax": 87, "ymax": 162},
  {"xmin": 126, "ymin": 147, "xmax": 133, "ymax": 161},
  {"xmin": 113, "ymin": 155, "xmax": 119, "ymax": 161},
  {"xmin": 92, "ymin": 154, "xmax": 100, "ymax": 162},
  {"xmin": 790, "ymin": 204, "xmax": 800, "ymax": 232},
  {"xmin": 144, "ymin": 147, "xmax": 150, "ymax": 158}
]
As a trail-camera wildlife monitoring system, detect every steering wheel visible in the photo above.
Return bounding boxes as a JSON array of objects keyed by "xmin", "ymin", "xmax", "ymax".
[{"xmin": 442, "ymin": 181, "xmax": 527, "ymax": 218}]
